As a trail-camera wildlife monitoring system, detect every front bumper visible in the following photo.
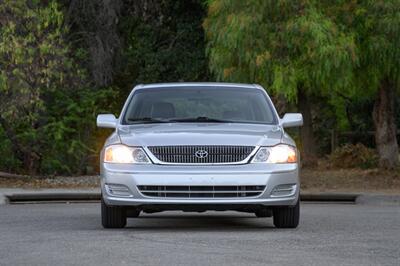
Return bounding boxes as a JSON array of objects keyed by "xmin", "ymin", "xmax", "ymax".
[{"xmin": 101, "ymin": 163, "xmax": 299, "ymax": 208}]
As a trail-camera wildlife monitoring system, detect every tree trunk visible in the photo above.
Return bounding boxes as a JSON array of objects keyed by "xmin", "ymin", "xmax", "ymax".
[
  {"xmin": 297, "ymin": 89, "xmax": 317, "ymax": 161},
  {"xmin": 67, "ymin": 0, "xmax": 122, "ymax": 87},
  {"xmin": 372, "ymin": 80, "xmax": 399, "ymax": 169},
  {"xmin": 23, "ymin": 151, "xmax": 40, "ymax": 176}
]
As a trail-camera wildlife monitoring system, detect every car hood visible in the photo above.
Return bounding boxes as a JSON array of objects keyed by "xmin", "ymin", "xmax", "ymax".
[{"xmin": 116, "ymin": 123, "xmax": 283, "ymax": 147}]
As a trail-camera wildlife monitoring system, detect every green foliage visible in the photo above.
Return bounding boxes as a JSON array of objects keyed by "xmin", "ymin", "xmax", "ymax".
[
  {"xmin": 203, "ymin": 0, "xmax": 357, "ymax": 102},
  {"xmin": 117, "ymin": 0, "xmax": 208, "ymax": 92},
  {"xmin": 0, "ymin": 0, "xmax": 208, "ymax": 175},
  {"xmin": 0, "ymin": 0, "xmax": 72, "ymax": 116},
  {"xmin": 317, "ymin": 0, "xmax": 400, "ymax": 96},
  {"xmin": 329, "ymin": 143, "xmax": 378, "ymax": 169},
  {"xmin": 353, "ymin": 0, "xmax": 400, "ymax": 92},
  {"xmin": 38, "ymin": 87, "xmax": 117, "ymax": 174},
  {"xmin": 0, "ymin": 0, "xmax": 115, "ymax": 175},
  {"xmin": 204, "ymin": 0, "xmax": 400, "ymax": 163},
  {"xmin": 0, "ymin": 127, "xmax": 22, "ymax": 171}
]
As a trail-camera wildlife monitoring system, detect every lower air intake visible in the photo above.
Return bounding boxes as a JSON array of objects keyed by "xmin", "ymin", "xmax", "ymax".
[{"xmin": 137, "ymin": 185, "xmax": 265, "ymax": 198}]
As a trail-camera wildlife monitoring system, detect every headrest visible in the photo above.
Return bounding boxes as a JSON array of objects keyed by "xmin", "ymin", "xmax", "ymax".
[{"xmin": 151, "ymin": 102, "xmax": 176, "ymax": 118}]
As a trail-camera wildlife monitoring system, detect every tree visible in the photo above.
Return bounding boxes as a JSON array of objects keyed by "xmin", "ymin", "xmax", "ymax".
[
  {"xmin": 0, "ymin": 0, "xmax": 75, "ymax": 173},
  {"xmin": 320, "ymin": 0, "xmax": 400, "ymax": 168},
  {"xmin": 116, "ymin": 0, "xmax": 208, "ymax": 90},
  {"xmin": 203, "ymin": 0, "xmax": 356, "ymax": 160},
  {"xmin": 0, "ymin": 0, "xmax": 112, "ymax": 175},
  {"xmin": 353, "ymin": 1, "xmax": 400, "ymax": 169},
  {"xmin": 66, "ymin": 0, "xmax": 122, "ymax": 87},
  {"xmin": 0, "ymin": 0, "xmax": 209, "ymax": 175}
]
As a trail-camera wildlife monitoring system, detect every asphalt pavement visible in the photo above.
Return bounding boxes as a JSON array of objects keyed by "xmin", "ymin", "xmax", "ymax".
[{"xmin": 0, "ymin": 202, "xmax": 399, "ymax": 266}]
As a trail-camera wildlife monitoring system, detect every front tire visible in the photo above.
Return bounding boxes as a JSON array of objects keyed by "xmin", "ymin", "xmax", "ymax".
[
  {"xmin": 273, "ymin": 200, "xmax": 300, "ymax": 228},
  {"xmin": 101, "ymin": 198, "xmax": 127, "ymax": 228}
]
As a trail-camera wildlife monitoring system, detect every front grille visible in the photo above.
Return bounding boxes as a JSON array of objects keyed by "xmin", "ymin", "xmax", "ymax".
[
  {"xmin": 137, "ymin": 185, "xmax": 265, "ymax": 198},
  {"xmin": 147, "ymin": 145, "xmax": 255, "ymax": 164}
]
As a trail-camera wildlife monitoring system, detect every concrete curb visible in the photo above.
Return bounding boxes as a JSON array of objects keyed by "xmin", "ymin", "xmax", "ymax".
[
  {"xmin": 356, "ymin": 194, "xmax": 400, "ymax": 206},
  {"xmin": 1, "ymin": 189, "xmax": 398, "ymax": 205},
  {"xmin": 1, "ymin": 190, "xmax": 359, "ymax": 204},
  {"xmin": 6, "ymin": 192, "xmax": 101, "ymax": 203},
  {"xmin": 0, "ymin": 194, "xmax": 8, "ymax": 205},
  {"xmin": 0, "ymin": 189, "xmax": 100, "ymax": 205}
]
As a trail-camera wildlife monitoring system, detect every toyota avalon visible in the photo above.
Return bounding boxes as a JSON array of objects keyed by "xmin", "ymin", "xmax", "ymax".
[{"xmin": 97, "ymin": 83, "xmax": 303, "ymax": 228}]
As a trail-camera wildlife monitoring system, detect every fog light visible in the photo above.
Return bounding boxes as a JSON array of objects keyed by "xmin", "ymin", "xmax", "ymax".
[
  {"xmin": 105, "ymin": 184, "xmax": 132, "ymax": 197},
  {"xmin": 271, "ymin": 184, "xmax": 296, "ymax": 197}
]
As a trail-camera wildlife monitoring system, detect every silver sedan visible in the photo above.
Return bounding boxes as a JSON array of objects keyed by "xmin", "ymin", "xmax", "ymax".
[{"xmin": 97, "ymin": 83, "xmax": 303, "ymax": 228}]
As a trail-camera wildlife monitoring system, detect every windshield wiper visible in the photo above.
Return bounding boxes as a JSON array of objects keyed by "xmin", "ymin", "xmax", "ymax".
[
  {"xmin": 127, "ymin": 117, "xmax": 169, "ymax": 124},
  {"xmin": 169, "ymin": 116, "xmax": 232, "ymax": 123},
  {"xmin": 127, "ymin": 116, "xmax": 233, "ymax": 124}
]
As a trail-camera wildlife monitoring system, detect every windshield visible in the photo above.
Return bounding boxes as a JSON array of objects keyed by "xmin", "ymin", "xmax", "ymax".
[{"xmin": 122, "ymin": 86, "xmax": 277, "ymax": 125}]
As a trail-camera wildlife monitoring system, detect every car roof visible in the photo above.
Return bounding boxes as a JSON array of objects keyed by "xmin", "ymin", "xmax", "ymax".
[{"xmin": 133, "ymin": 82, "xmax": 262, "ymax": 91}]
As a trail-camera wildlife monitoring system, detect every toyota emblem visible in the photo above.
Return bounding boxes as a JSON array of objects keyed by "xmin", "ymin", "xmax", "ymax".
[{"xmin": 195, "ymin": 150, "xmax": 208, "ymax": 159}]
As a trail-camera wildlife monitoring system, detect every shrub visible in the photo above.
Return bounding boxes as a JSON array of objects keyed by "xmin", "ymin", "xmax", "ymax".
[{"xmin": 329, "ymin": 143, "xmax": 378, "ymax": 169}]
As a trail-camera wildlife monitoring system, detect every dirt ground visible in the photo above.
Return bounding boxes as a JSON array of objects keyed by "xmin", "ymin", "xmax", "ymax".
[
  {"xmin": 1, "ymin": 168, "xmax": 399, "ymax": 194},
  {"xmin": 301, "ymin": 168, "xmax": 400, "ymax": 194}
]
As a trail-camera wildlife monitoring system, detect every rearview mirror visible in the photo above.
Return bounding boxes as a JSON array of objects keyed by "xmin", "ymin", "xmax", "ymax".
[
  {"xmin": 97, "ymin": 114, "xmax": 117, "ymax": 128},
  {"xmin": 280, "ymin": 113, "xmax": 303, "ymax": 128}
]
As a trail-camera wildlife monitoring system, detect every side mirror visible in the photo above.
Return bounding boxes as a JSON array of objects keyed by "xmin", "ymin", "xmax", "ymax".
[
  {"xmin": 97, "ymin": 114, "xmax": 117, "ymax": 128},
  {"xmin": 280, "ymin": 113, "xmax": 303, "ymax": 128}
]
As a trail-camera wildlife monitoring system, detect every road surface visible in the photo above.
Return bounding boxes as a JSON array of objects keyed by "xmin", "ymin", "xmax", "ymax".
[{"xmin": 0, "ymin": 202, "xmax": 399, "ymax": 265}]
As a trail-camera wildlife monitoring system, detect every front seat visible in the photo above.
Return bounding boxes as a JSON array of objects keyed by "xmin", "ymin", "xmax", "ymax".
[{"xmin": 151, "ymin": 102, "xmax": 176, "ymax": 119}]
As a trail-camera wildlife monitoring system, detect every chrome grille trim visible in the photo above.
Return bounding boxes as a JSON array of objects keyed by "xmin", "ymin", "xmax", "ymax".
[
  {"xmin": 137, "ymin": 185, "xmax": 266, "ymax": 198},
  {"xmin": 146, "ymin": 145, "xmax": 257, "ymax": 165}
]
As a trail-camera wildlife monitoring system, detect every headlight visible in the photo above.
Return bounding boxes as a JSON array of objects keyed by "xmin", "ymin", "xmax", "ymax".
[
  {"xmin": 104, "ymin": 145, "xmax": 151, "ymax": 164},
  {"xmin": 252, "ymin": 144, "xmax": 297, "ymax": 163}
]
